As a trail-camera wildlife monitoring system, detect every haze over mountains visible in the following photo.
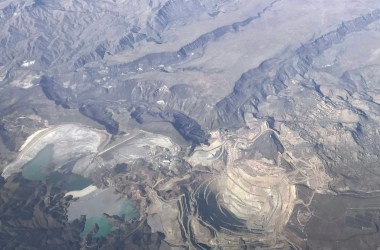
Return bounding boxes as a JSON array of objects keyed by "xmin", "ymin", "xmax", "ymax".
[{"xmin": 1, "ymin": 0, "xmax": 380, "ymax": 249}]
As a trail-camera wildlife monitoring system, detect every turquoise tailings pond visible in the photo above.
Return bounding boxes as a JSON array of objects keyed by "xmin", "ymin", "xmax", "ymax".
[
  {"xmin": 48, "ymin": 171, "xmax": 93, "ymax": 191},
  {"xmin": 80, "ymin": 217, "xmax": 115, "ymax": 238},
  {"xmin": 80, "ymin": 201, "xmax": 137, "ymax": 238},
  {"xmin": 21, "ymin": 145, "xmax": 93, "ymax": 191},
  {"xmin": 21, "ymin": 144, "xmax": 54, "ymax": 181},
  {"xmin": 20, "ymin": 145, "xmax": 137, "ymax": 238},
  {"xmin": 67, "ymin": 187, "xmax": 138, "ymax": 238}
]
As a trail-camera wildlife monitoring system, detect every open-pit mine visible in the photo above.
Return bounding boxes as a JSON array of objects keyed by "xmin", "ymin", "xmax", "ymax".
[{"xmin": 2, "ymin": 0, "xmax": 380, "ymax": 249}]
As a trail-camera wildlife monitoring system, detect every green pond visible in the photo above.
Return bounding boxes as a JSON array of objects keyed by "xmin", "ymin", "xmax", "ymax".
[
  {"xmin": 120, "ymin": 200, "xmax": 139, "ymax": 221},
  {"xmin": 22, "ymin": 145, "xmax": 93, "ymax": 192},
  {"xmin": 80, "ymin": 200, "xmax": 138, "ymax": 238},
  {"xmin": 23, "ymin": 146, "xmax": 138, "ymax": 238},
  {"xmin": 22, "ymin": 145, "xmax": 54, "ymax": 181},
  {"xmin": 48, "ymin": 172, "xmax": 93, "ymax": 191},
  {"xmin": 80, "ymin": 217, "xmax": 116, "ymax": 238},
  {"xmin": 65, "ymin": 174, "xmax": 93, "ymax": 191},
  {"xmin": 22, "ymin": 145, "xmax": 137, "ymax": 239}
]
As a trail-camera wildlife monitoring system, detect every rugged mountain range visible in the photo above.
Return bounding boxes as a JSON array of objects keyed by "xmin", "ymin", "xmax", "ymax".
[{"xmin": 1, "ymin": 0, "xmax": 380, "ymax": 249}]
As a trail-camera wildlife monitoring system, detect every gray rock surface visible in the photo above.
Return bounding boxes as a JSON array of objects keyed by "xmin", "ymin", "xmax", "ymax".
[{"xmin": 2, "ymin": 0, "xmax": 380, "ymax": 249}]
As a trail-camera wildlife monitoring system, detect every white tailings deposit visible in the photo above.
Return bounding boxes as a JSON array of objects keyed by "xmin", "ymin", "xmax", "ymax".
[
  {"xmin": 2, "ymin": 124, "xmax": 109, "ymax": 178},
  {"xmin": 67, "ymin": 187, "xmax": 136, "ymax": 221},
  {"xmin": 18, "ymin": 128, "xmax": 49, "ymax": 151},
  {"xmin": 65, "ymin": 185, "xmax": 98, "ymax": 198}
]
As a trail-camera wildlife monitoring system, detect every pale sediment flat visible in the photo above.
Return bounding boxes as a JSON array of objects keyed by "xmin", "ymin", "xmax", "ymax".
[
  {"xmin": 2, "ymin": 124, "xmax": 109, "ymax": 178},
  {"xmin": 65, "ymin": 185, "xmax": 98, "ymax": 198},
  {"xmin": 18, "ymin": 127, "xmax": 49, "ymax": 152},
  {"xmin": 67, "ymin": 187, "xmax": 129, "ymax": 221}
]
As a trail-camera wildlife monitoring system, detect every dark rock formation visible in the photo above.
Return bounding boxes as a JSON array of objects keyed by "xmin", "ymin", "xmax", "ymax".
[
  {"xmin": 0, "ymin": 174, "xmax": 84, "ymax": 249},
  {"xmin": 160, "ymin": 110, "xmax": 210, "ymax": 146},
  {"xmin": 79, "ymin": 103, "xmax": 119, "ymax": 135}
]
